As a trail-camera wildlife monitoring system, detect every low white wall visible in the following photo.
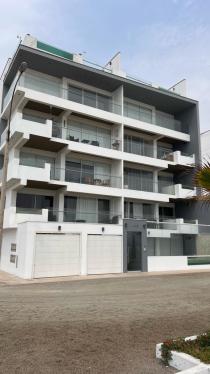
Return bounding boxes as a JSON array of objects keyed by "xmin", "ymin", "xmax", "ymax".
[{"xmin": 148, "ymin": 256, "xmax": 188, "ymax": 272}]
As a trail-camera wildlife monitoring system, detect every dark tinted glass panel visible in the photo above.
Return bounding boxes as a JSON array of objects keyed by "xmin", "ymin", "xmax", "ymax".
[
  {"xmin": 68, "ymin": 85, "xmax": 82, "ymax": 103},
  {"xmin": 84, "ymin": 90, "xmax": 96, "ymax": 107},
  {"xmin": 98, "ymin": 199, "xmax": 110, "ymax": 223},
  {"xmin": 16, "ymin": 193, "xmax": 35, "ymax": 209}
]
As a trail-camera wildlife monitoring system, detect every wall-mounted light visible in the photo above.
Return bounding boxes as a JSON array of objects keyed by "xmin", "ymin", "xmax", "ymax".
[
  {"xmin": 58, "ymin": 226, "xmax": 62, "ymax": 231},
  {"xmin": 102, "ymin": 227, "xmax": 105, "ymax": 233}
]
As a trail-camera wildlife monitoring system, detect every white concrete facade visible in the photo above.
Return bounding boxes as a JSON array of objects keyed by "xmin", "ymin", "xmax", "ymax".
[{"xmin": 0, "ymin": 36, "xmax": 200, "ymax": 278}]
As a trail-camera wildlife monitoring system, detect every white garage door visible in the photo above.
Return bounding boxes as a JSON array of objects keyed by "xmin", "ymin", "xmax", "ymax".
[
  {"xmin": 87, "ymin": 235, "xmax": 122, "ymax": 275},
  {"xmin": 34, "ymin": 233, "xmax": 80, "ymax": 278}
]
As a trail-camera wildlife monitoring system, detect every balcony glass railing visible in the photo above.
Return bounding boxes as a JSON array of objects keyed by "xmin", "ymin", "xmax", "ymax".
[
  {"xmin": 124, "ymin": 139, "xmax": 154, "ymax": 157},
  {"xmin": 52, "ymin": 123, "xmax": 121, "ymax": 150},
  {"xmin": 48, "ymin": 210, "xmax": 120, "ymax": 224},
  {"xmin": 16, "ymin": 207, "xmax": 43, "ymax": 214},
  {"xmin": 124, "ymin": 176, "xmax": 175, "ymax": 194},
  {"xmin": 147, "ymin": 219, "xmax": 197, "ymax": 230},
  {"xmin": 51, "ymin": 167, "xmax": 122, "ymax": 188},
  {"xmin": 22, "ymin": 113, "xmax": 47, "ymax": 124},
  {"xmin": 10, "ymin": 74, "xmax": 122, "ymax": 115},
  {"xmin": 157, "ymin": 147, "xmax": 174, "ymax": 160},
  {"xmin": 124, "ymin": 103, "xmax": 185, "ymax": 133},
  {"xmin": 156, "ymin": 112, "xmax": 183, "ymax": 132}
]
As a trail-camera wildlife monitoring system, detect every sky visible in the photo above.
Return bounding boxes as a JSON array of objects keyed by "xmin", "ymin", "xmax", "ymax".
[{"xmin": 0, "ymin": 0, "xmax": 209, "ymax": 132}]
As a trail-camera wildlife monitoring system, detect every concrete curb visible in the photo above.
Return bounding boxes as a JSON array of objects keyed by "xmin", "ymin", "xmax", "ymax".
[
  {"xmin": 1, "ymin": 268, "xmax": 210, "ymax": 286},
  {"xmin": 156, "ymin": 336, "xmax": 210, "ymax": 373}
]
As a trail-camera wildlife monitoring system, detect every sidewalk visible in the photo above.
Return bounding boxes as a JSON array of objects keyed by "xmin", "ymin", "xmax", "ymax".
[{"xmin": 1, "ymin": 268, "xmax": 210, "ymax": 286}]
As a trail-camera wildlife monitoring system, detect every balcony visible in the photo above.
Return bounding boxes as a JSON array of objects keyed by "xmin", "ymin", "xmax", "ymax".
[
  {"xmin": 7, "ymin": 158, "xmax": 51, "ymax": 185},
  {"xmin": 124, "ymin": 102, "xmax": 184, "ymax": 132},
  {"xmin": 48, "ymin": 210, "xmax": 121, "ymax": 224},
  {"xmin": 52, "ymin": 122, "xmax": 121, "ymax": 151},
  {"xmin": 0, "ymin": 113, "xmax": 52, "ymax": 148},
  {"xmin": 174, "ymin": 184, "xmax": 196, "ymax": 198},
  {"xmin": 3, "ymin": 73, "xmax": 122, "ymax": 118},
  {"xmin": 124, "ymin": 137, "xmax": 154, "ymax": 158},
  {"xmin": 147, "ymin": 218, "xmax": 198, "ymax": 237},
  {"xmin": 124, "ymin": 175, "xmax": 175, "ymax": 195},
  {"xmin": 50, "ymin": 167, "xmax": 122, "ymax": 189},
  {"xmin": 12, "ymin": 207, "xmax": 120, "ymax": 225}
]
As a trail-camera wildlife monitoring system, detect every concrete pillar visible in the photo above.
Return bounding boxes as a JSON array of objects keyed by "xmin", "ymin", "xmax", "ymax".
[
  {"xmin": 54, "ymin": 191, "xmax": 64, "ymax": 222},
  {"xmin": 154, "ymin": 170, "xmax": 158, "ymax": 193},
  {"xmin": 154, "ymin": 203, "xmax": 159, "ymax": 221},
  {"xmin": 153, "ymin": 139, "xmax": 157, "ymax": 158}
]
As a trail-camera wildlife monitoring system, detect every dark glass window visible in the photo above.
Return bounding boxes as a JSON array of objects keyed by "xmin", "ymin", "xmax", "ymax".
[
  {"xmin": 16, "ymin": 193, "xmax": 53, "ymax": 210},
  {"xmin": 84, "ymin": 90, "xmax": 96, "ymax": 107},
  {"xmin": 68, "ymin": 85, "xmax": 82, "ymax": 103},
  {"xmin": 98, "ymin": 199, "xmax": 110, "ymax": 223},
  {"xmin": 64, "ymin": 196, "xmax": 77, "ymax": 222}
]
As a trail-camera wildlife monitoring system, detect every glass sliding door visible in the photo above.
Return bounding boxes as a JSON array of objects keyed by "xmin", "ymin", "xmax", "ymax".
[
  {"xmin": 65, "ymin": 160, "xmax": 81, "ymax": 183},
  {"xmin": 64, "ymin": 196, "xmax": 77, "ymax": 222},
  {"xmin": 98, "ymin": 199, "xmax": 110, "ymax": 223}
]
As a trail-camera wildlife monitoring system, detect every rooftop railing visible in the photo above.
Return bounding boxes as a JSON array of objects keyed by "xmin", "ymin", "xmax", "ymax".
[{"xmin": 50, "ymin": 166, "xmax": 122, "ymax": 188}]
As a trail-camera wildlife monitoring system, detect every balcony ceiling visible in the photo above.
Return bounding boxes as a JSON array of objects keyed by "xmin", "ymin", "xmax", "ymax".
[
  {"xmin": 25, "ymin": 135, "xmax": 65, "ymax": 152},
  {"xmin": 4, "ymin": 45, "xmax": 198, "ymax": 115},
  {"xmin": 26, "ymin": 180, "xmax": 63, "ymax": 190},
  {"xmin": 24, "ymin": 101, "xmax": 63, "ymax": 116}
]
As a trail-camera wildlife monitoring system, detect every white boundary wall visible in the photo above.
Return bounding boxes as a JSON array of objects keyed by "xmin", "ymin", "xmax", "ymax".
[{"xmin": 148, "ymin": 256, "xmax": 210, "ymax": 272}]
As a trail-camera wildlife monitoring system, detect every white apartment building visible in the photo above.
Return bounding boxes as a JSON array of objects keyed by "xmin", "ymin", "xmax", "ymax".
[{"xmin": 0, "ymin": 35, "xmax": 201, "ymax": 279}]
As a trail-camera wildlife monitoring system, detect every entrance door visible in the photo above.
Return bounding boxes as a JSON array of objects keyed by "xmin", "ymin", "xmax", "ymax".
[{"xmin": 127, "ymin": 232, "xmax": 141, "ymax": 271}]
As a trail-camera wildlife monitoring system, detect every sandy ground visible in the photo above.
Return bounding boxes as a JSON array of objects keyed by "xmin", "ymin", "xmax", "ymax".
[{"xmin": 0, "ymin": 272, "xmax": 210, "ymax": 374}]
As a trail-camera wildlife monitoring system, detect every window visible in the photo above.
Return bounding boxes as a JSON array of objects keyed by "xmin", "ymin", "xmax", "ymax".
[
  {"xmin": 84, "ymin": 89, "xmax": 96, "ymax": 107},
  {"xmin": 159, "ymin": 206, "xmax": 174, "ymax": 220},
  {"xmin": 98, "ymin": 94, "xmax": 110, "ymax": 111},
  {"xmin": 65, "ymin": 160, "xmax": 82, "ymax": 183},
  {"xmin": 68, "ymin": 85, "xmax": 82, "ymax": 103},
  {"xmin": 11, "ymin": 243, "xmax": 16, "ymax": 252},
  {"xmin": 124, "ymin": 168, "xmax": 153, "ymax": 192},
  {"xmin": 64, "ymin": 196, "xmax": 77, "ymax": 222},
  {"xmin": 124, "ymin": 101, "xmax": 152, "ymax": 123},
  {"xmin": 16, "ymin": 193, "xmax": 53, "ymax": 211},
  {"xmin": 143, "ymin": 204, "xmax": 154, "ymax": 220},
  {"xmin": 98, "ymin": 199, "xmax": 110, "ymax": 223}
]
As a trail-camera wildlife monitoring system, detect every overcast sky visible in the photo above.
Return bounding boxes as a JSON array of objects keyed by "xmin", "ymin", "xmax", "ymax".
[{"xmin": 0, "ymin": 0, "xmax": 209, "ymax": 132}]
